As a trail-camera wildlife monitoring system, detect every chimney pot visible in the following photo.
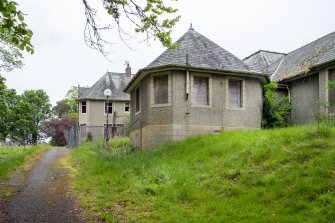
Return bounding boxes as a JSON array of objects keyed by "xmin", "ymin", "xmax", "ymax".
[{"xmin": 125, "ymin": 63, "xmax": 131, "ymax": 77}]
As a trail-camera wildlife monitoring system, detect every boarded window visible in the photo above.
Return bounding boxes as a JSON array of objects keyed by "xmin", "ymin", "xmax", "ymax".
[
  {"xmin": 135, "ymin": 87, "xmax": 141, "ymax": 113},
  {"xmin": 124, "ymin": 102, "xmax": 130, "ymax": 112},
  {"xmin": 154, "ymin": 75, "xmax": 168, "ymax": 104},
  {"xmin": 81, "ymin": 101, "xmax": 86, "ymax": 113},
  {"xmin": 105, "ymin": 102, "xmax": 113, "ymax": 114},
  {"xmin": 229, "ymin": 80, "xmax": 243, "ymax": 108},
  {"xmin": 80, "ymin": 124, "xmax": 86, "ymax": 137},
  {"xmin": 192, "ymin": 76, "xmax": 209, "ymax": 105},
  {"xmin": 329, "ymin": 69, "xmax": 335, "ymax": 109}
]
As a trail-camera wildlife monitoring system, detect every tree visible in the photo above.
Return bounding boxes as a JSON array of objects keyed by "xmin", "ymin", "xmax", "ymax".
[
  {"xmin": 13, "ymin": 90, "xmax": 52, "ymax": 144},
  {"xmin": 82, "ymin": 0, "xmax": 180, "ymax": 56},
  {"xmin": 44, "ymin": 118, "xmax": 76, "ymax": 146},
  {"xmin": 262, "ymin": 83, "xmax": 291, "ymax": 128},
  {"xmin": 0, "ymin": 0, "xmax": 33, "ymax": 72},
  {"xmin": 52, "ymin": 99, "xmax": 72, "ymax": 118},
  {"xmin": 65, "ymin": 86, "xmax": 78, "ymax": 114},
  {"xmin": 52, "ymin": 86, "xmax": 78, "ymax": 119}
]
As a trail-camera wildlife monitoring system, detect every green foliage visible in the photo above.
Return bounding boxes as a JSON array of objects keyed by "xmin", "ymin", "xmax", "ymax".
[
  {"xmin": 314, "ymin": 80, "xmax": 335, "ymax": 126},
  {"xmin": 0, "ymin": 78, "xmax": 51, "ymax": 144},
  {"xmin": 0, "ymin": 145, "xmax": 48, "ymax": 177},
  {"xmin": 262, "ymin": 82, "xmax": 291, "ymax": 128},
  {"xmin": 52, "ymin": 86, "xmax": 78, "ymax": 119},
  {"xmin": 0, "ymin": 0, "xmax": 33, "ymax": 72},
  {"xmin": 69, "ymin": 125, "xmax": 335, "ymax": 222},
  {"xmin": 86, "ymin": 132, "xmax": 93, "ymax": 142},
  {"xmin": 83, "ymin": 0, "xmax": 180, "ymax": 55}
]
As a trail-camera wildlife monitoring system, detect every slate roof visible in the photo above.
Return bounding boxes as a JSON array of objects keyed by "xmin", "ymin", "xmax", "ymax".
[
  {"xmin": 147, "ymin": 25, "xmax": 254, "ymax": 73},
  {"xmin": 271, "ymin": 31, "xmax": 335, "ymax": 82},
  {"xmin": 243, "ymin": 50, "xmax": 286, "ymax": 76},
  {"xmin": 79, "ymin": 72, "xmax": 132, "ymax": 101}
]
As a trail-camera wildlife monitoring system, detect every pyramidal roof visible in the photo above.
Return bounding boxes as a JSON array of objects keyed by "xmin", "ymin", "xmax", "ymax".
[{"xmin": 147, "ymin": 25, "xmax": 252, "ymax": 73}]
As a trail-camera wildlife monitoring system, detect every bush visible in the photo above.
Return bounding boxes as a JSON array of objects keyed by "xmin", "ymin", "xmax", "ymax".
[
  {"xmin": 262, "ymin": 83, "xmax": 292, "ymax": 128},
  {"xmin": 86, "ymin": 132, "xmax": 93, "ymax": 141}
]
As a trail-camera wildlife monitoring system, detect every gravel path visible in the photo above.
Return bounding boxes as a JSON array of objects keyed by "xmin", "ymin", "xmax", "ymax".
[{"xmin": 3, "ymin": 148, "xmax": 85, "ymax": 223}]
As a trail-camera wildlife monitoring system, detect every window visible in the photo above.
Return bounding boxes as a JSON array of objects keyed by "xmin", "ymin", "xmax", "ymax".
[
  {"xmin": 124, "ymin": 102, "xmax": 130, "ymax": 112},
  {"xmin": 135, "ymin": 87, "xmax": 141, "ymax": 113},
  {"xmin": 229, "ymin": 80, "xmax": 243, "ymax": 108},
  {"xmin": 154, "ymin": 75, "xmax": 168, "ymax": 104},
  {"xmin": 329, "ymin": 69, "xmax": 335, "ymax": 109},
  {"xmin": 80, "ymin": 124, "xmax": 86, "ymax": 137},
  {"xmin": 81, "ymin": 101, "xmax": 87, "ymax": 113},
  {"xmin": 105, "ymin": 102, "xmax": 113, "ymax": 114},
  {"xmin": 192, "ymin": 76, "xmax": 209, "ymax": 105}
]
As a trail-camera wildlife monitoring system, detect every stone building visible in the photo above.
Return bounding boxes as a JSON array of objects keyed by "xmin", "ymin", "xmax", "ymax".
[
  {"xmin": 244, "ymin": 31, "xmax": 335, "ymax": 124},
  {"xmin": 124, "ymin": 26, "xmax": 268, "ymax": 148},
  {"xmin": 78, "ymin": 65, "xmax": 133, "ymax": 141}
]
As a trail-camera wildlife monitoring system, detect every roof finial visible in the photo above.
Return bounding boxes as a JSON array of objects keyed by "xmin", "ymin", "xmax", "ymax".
[{"xmin": 189, "ymin": 23, "xmax": 194, "ymax": 31}]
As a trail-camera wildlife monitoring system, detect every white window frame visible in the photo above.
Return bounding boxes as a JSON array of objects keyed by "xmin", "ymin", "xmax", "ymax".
[
  {"xmin": 190, "ymin": 74, "xmax": 212, "ymax": 108},
  {"xmin": 150, "ymin": 73, "xmax": 171, "ymax": 107},
  {"xmin": 124, "ymin": 102, "xmax": 130, "ymax": 113},
  {"xmin": 81, "ymin": 101, "xmax": 87, "ymax": 114},
  {"xmin": 135, "ymin": 85, "xmax": 141, "ymax": 115},
  {"xmin": 104, "ymin": 101, "xmax": 113, "ymax": 114},
  {"xmin": 226, "ymin": 77, "xmax": 246, "ymax": 110}
]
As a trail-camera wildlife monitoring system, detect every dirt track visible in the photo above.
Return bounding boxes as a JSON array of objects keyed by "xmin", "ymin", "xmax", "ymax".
[{"xmin": 2, "ymin": 148, "xmax": 85, "ymax": 223}]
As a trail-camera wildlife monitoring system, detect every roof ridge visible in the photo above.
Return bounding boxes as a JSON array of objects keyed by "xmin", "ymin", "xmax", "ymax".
[
  {"xmin": 243, "ymin": 50, "xmax": 287, "ymax": 61},
  {"xmin": 285, "ymin": 31, "xmax": 335, "ymax": 55}
]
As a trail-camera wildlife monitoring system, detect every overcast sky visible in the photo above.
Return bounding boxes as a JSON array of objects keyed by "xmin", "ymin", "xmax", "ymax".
[{"xmin": 3, "ymin": 0, "xmax": 335, "ymax": 105}]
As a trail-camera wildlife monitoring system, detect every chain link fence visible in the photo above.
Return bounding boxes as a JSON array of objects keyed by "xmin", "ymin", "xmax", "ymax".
[{"xmin": 64, "ymin": 124, "xmax": 128, "ymax": 148}]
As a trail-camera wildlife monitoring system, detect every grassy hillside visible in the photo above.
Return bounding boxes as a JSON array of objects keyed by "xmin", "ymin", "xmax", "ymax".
[
  {"xmin": 69, "ymin": 125, "xmax": 335, "ymax": 222},
  {"xmin": 0, "ymin": 145, "xmax": 48, "ymax": 177}
]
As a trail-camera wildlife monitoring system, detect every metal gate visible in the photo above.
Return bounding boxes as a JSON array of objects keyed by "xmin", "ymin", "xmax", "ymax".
[{"xmin": 64, "ymin": 125, "xmax": 79, "ymax": 149}]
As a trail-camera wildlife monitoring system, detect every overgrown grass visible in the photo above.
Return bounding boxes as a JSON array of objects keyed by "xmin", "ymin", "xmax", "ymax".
[
  {"xmin": 70, "ymin": 125, "xmax": 335, "ymax": 222},
  {"xmin": 0, "ymin": 145, "xmax": 49, "ymax": 177}
]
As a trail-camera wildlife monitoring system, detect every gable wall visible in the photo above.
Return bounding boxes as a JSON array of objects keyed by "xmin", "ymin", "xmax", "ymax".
[{"xmin": 78, "ymin": 100, "xmax": 130, "ymax": 140}]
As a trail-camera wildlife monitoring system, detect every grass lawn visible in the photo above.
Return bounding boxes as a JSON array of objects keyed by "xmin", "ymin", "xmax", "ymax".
[
  {"xmin": 69, "ymin": 124, "xmax": 335, "ymax": 222},
  {"xmin": 0, "ymin": 145, "xmax": 49, "ymax": 177}
]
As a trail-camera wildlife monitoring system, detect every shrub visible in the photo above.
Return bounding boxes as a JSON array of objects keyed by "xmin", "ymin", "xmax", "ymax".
[
  {"xmin": 86, "ymin": 132, "xmax": 93, "ymax": 141},
  {"xmin": 262, "ymin": 82, "xmax": 292, "ymax": 128}
]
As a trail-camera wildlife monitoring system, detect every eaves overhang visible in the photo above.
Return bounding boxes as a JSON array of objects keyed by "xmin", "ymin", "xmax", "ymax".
[
  {"xmin": 275, "ymin": 59, "xmax": 335, "ymax": 84},
  {"xmin": 124, "ymin": 65, "xmax": 269, "ymax": 93}
]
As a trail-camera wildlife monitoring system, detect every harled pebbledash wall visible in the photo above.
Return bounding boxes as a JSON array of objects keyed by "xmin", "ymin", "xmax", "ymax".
[{"xmin": 129, "ymin": 70, "xmax": 263, "ymax": 148}]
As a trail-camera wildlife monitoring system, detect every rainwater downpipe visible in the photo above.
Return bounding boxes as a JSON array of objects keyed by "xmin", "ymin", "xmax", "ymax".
[{"xmin": 286, "ymin": 85, "xmax": 291, "ymax": 103}]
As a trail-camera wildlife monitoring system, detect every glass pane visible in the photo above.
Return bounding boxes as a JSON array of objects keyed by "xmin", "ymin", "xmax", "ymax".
[
  {"xmin": 154, "ymin": 75, "xmax": 168, "ymax": 104},
  {"xmin": 125, "ymin": 102, "xmax": 130, "ymax": 112},
  {"xmin": 105, "ymin": 102, "xmax": 113, "ymax": 113},
  {"xmin": 192, "ymin": 77, "xmax": 209, "ymax": 105},
  {"xmin": 82, "ymin": 102, "xmax": 86, "ymax": 113}
]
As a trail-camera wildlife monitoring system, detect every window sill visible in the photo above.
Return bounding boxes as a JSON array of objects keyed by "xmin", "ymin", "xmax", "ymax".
[
  {"xmin": 150, "ymin": 103, "xmax": 171, "ymax": 108},
  {"xmin": 227, "ymin": 107, "xmax": 246, "ymax": 111},
  {"xmin": 191, "ymin": 104, "xmax": 212, "ymax": 108}
]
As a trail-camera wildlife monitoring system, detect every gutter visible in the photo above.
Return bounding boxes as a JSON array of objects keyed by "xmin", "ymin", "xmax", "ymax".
[{"xmin": 124, "ymin": 64, "xmax": 270, "ymax": 93}]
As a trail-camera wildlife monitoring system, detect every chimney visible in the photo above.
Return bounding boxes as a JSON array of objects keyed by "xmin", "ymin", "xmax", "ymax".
[{"xmin": 125, "ymin": 62, "xmax": 131, "ymax": 77}]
